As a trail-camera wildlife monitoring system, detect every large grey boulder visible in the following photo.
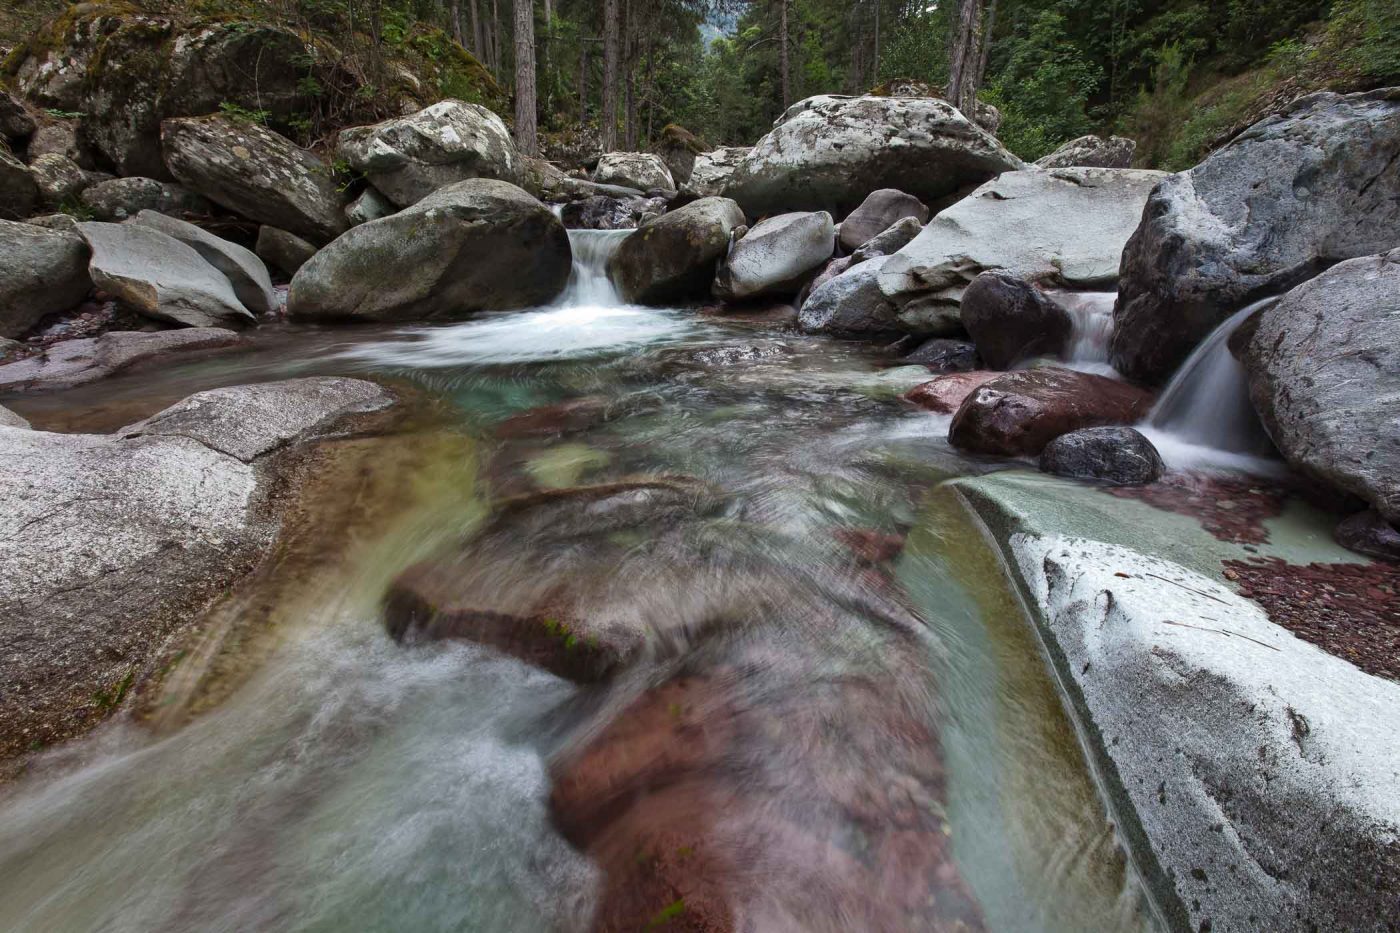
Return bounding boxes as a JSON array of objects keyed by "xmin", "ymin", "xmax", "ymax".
[
  {"xmin": 163, "ymin": 115, "xmax": 348, "ymax": 243},
  {"xmin": 838, "ymin": 189, "xmax": 929, "ymax": 252},
  {"xmin": 26, "ymin": 121, "xmax": 85, "ymax": 164},
  {"xmin": 608, "ymin": 197, "xmax": 745, "ymax": 304},
  {"xmin": 798, "ymin": 256, "xmax": 902, "ymax": 336},
  {"xmin": 713, "ymin": 211, "xmax": 834, "ymax": 300},
  {"xmin": 345, "ymin": 186, "xmax": 397, "ymax": 226},
  {"xmin": 337, "ymin": 100, "xmax": 521, "ymax": 208},
  {"xmin": 255, "ymin": 226, "xmax": 318, "ymax": 278},
  {"xmin": 1244, "ymin": 249, "xmax": 1400, "ymax": 523},
  {"xmin": 78, "ymin": 222, "xmax": 256, "ymax": 328},
  {"xmin": 959, "ymin": 270, "xmax": 1072, "ymax": 369},
  {"xmin": 129, "ymin": 211, "xmax": 277, "ymax": 316},
  {"xmin": 682, "ymin": 146, "xmax": 750, "ymax": 199},
  {"xmin": 0, "ymin": 220, "xmax": 92, "ymax": 338},
  {"xmin": 0, "ymin": 151, "xmax": 38, "ymax": 220},
  {"xmin": 0, "ymin": 89, "xmax": 35, "ymax": 146},
  {"xmin": 288, "ymin": 179, "xmax": 569, "ymax": 322},
  {"xmin": 849, "ymin": 216, "xmax": 921, "ymax": 263},
  {"xmin": 79, "ymin": 176, "xmax": 212, "ymax": 222},
  {"xmin": 0, "ymin": 377, "xmax": 394, "ymax": 759},
  {"xmin": 722, "ymin": 95, "xmax": 1023, "ymax": 217},
  {"xmin": 593, "ymin": 152, "xmax": 674, "ymax": 192},
  {"xmin": 1034, "ymin": 135, "xmax": 1136, "ymax": 169},
  {"xmin": 879, "ymin": 167, "xmax": 1166, "ymax": 333},
  {"xmin": 29, "ymin": 154, "xmax": 90, "ymax": 209},
  {"xmin": 1112, "ymin": 89, "xmax": 1400, "ymax": 384},
  {"xmin": 0, "ymin": 328, "xmax": 242, "ymax": 393}
]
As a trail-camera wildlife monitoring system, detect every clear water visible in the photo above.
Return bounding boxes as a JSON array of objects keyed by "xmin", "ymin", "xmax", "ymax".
[{"xmin": 0, "ymin": 238, "xmax": 1158, "ymax": 932}]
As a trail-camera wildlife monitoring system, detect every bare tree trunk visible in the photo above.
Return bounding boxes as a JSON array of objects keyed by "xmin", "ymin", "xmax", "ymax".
[
  {"xmin": 490, "ymin": 0, "xmax": 502, "ymax": 79},
  {"xmin": 450, "ymin": 0, "xmax": 463, "ymax": 44},
  {"xmin": 623, "ymin": 0, "xmax": 638, "ymax": 149},
  {"xmin": 872, "ymin": 0, "xmax": 880, "ymax": 85},
  {"xmin": 578, "ymin": 42, "xmax": 590, "ymax": 122},
  {"xmin": 975, "ymin": 0, "xmax": 997, "ymax": 88},
  {"xmin": 513, "ymin": 0, "xmax": 537, "ymax": 156},
  {"xmin": 601, "ymin": 0, "xmax": 620, "ymax": 151},
  {"xmin": 946, "ymin": 0, "xmax": 984, "ymax": 116},
  {"xmin": 469, "ymin": 0, "xmax": 483, "ymax": 56},
  {"xmin": 778, "ymin": 0, "xmax": 791, "ymax": 108}
]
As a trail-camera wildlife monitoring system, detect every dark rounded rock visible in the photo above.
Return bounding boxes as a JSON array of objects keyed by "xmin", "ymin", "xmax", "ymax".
[
  {"xmin": 960, "ymin": 270, "xmax": 1072, "ymax": 369},
  {"xmin": 903, "ymin": 338, "xmax": 980, "ymax": 372},
  {"xmin": 1334, "ymin": 510, "xmax": 1400, "ymax": 563},
  {"xmin": 1039, "ymin": 426, "xmax": 1165, "ymax": 486}
]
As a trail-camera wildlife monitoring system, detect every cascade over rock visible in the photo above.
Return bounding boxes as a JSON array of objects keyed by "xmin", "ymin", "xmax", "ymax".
[
  {"xmin": 1112, "ymin": 88, "xmax": 1400, "ymax": 384},
  {"xmin": 878, "ymin": 167, "xmax": 1166, "ymax": 332},
  {"xmin": 338, "ymin": 100, "xmax": 522, "ymax": 208},
  {"xmin": 288, "ymin": 179, "xmax": 569, "ymax": 322},
  {"xmin": 607, "ymin": 197, "xmax": 744, "ymax": 304},
  {"xmin": 1244, "ymin": 249, "xmax": 1400, "ymax": 523},
  {"xmin": 722, "ymin": 95, "xmax": 1023, "ymax": 216}
]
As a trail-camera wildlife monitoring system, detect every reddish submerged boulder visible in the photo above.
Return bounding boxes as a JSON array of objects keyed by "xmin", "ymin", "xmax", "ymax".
[{"xmin": 903, "ymin": 370, "xmax": 1001, "ymax": 414}]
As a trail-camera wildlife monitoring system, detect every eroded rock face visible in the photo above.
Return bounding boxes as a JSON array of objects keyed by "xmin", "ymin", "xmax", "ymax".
[
  {"xmin": 0, "ymin": 328, "xmax": 242, "ymax": 393},
  {"xmin": 288, "ymin": 179, "xmax": 569, "ymax": 322},
  {"xmin": 78, "ymin": 222, "xmax": 256, "ymax": 328},
  {"xmin": 0, "ymin": 151, "xmax": 38, "ymax": 220},
  {"xmin": 1244, "ymin": 249, "xmax": 1400, "ymax": 524},
  {"xmin": 0, "ymin": 377, "xmax": 395, "ymax": 760},
  {"xmin": 949, "ymin": 367, "xmax": 1154, "ymax": 456},
  {"xmin": 1039, "ymin": 426, "xmax": 1164, "ymax": 486},
  {"xmin": 0, "ymin": 220, "xmax": 92, "ymax": 338},
  {"xmin": 682, "ymin": 146, "xmax": 750, "ymax": 199},
  {"xmin": 592, "ymin": 152, "xmax": 674, "ymax": 192},
  {"xmin": 79, "ymin": 176, "xmax": 212, "ymax": 222},
  {"xmin": 838, "ymin": 188, "xmax": 929, "ymax": 252},
  {"xmin": 607, "ymin": 197, "xmax": 745, "ymax": 304},
  {"xmin": 713, "ymin": 210, "xmax": 834, "ymax": 300},
  {"xmin": 129, "ymin": 211, "xmax": 277, "ymax": 316},
  {"xmin": 960, "ymin": 271, "xmax": 1072, "ymax": 369},
  {"xmin": 878, "ymin": 168, "xmax": 1166, "ymax": 330},
  {"xmin": 1034, "ymin": 135, "xmax": 1136, "ymax": 169},
  {"xmin": 337, "ymin": 100, "xmax": 521, "ymax": 208},
  {"xmin": 722, "ymin": 95, "xmax": 1023, "ymax": 217},
  {"xmin": 1112, "ymin": 89, "xmax": 1400, "ymax": 384},
  {"xmin": 163, "ymin": 115, "xmax": 348, "ymax": 244}
]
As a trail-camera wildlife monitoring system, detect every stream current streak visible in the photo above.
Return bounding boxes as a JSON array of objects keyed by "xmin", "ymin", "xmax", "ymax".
[{"xmin": 0, "ymin": 230, "xmax": 1149, "ymax": 933}]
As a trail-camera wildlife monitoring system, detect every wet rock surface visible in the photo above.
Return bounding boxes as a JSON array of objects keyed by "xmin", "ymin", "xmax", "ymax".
[
  {"xmin": 949, "ymin": 367, "xmax": 1154, "ymax": 457},
  {"xmin": 1038, "ymin": 426, "xmax": 1164, "ymax": 486},
  {"xmin": 288, "ymin": 179, "xmax": 569, "ymax": 322},
  {"xmin": 1334, "ymin": 510, "xmax": 1400, "ymax": 563},
  {"xmin": 1112, "ymin": 89, "xmax": 1400, "ymax": 383},
  {"xmin": 903, "ymin": 370, "xmax": 1000, "ymax": 414},
  {"xmin": 0, "ymin": 377, "xmax": 397, "ymax": 761},
  {"xmin": 959, "ymin": 271, "xmax": 1072, "ymax": 369},
  {"xmin": 0, "ymin": 328, "xmax": 242, "ymax": 393},
  {"xmin": 902, "ymin": 337, "xmax": 980, "ymax": 372}
]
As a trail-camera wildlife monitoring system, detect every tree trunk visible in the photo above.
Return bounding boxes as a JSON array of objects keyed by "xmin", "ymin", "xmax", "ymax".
[
  {"xmin": 449, "ymin": 0, "xmax": 463, "ymax": 44},
  {"xmin": 946, "ymin": 0, "xmax": 983, "ymax": 117},
  {"xmin": 872, "ymin": 0, "xmax": 880, "ymax": 85},
  {"xmin": 578, "ymin": 42, "xmax": 590, "ymax": 123},
  {"xmin": 975, "ymin": 0, "xmax": 997, "ymax": 88},
  {"xmin": 468, "ymin": 0, "xmax": 482, "ymax": 56},
  {"xmin": 490, "ymin": 0, "xmax": 502, "ymax": 79},
  {"xmin": 778, "ymin": 0, "xmax": 791, "ymax": 108},
  {"xmin": 601, "ymin": 0, "xmax": 620, "ymax": 151},
  {"xmin": 513, "ymin": 0, "xmax": 537, "ymax": 156}
]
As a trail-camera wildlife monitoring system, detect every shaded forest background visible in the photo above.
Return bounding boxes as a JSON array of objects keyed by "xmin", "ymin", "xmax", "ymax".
[{"xmin": 3, "ymin": 0, "xmax": 1399, "ymax": 169}]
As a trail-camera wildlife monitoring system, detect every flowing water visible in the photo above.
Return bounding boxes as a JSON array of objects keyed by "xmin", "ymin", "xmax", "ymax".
[
  {"xmin": 1140, "ymin": 298, "xmax": 1281, "ymax": 473},
  {"xmin": 1049, "ymin": 291, "xmax": 1117, "ymax": 376},
  {"xmin": 0, "ymin": 230, "xmax": 1158, "ymax": 932}
]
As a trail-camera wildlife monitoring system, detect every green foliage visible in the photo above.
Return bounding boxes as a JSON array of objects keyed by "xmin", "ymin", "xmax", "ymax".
[
  {"xmin": 93, "ymin": 669, "xmax": 135, "ymax": 712},
  {"xmin": 218, "ymin": 100, "xmax": 271, "ymax": 124},
  {"xmin": 1327, "ymin": 0, "xmax": 1400, "ymax": 81}
]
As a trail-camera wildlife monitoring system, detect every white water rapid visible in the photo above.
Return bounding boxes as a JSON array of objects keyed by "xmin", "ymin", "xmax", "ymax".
[
  {"xmin": 1051, "ymin": 291, "xmax": 1117, "ymax": 375},
  {"xmin": 1139, "ymin": 297, "xmax": 1282, "ymax": 472}
]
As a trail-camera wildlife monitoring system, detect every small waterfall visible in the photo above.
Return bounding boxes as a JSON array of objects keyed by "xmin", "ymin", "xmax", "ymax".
[
  {"xmin": 1141, "ymin": 297, "xmax": 1280, "ymax": 468},
  {"xmin": 559, "ymin": 229, "xmax": 631, "ymax": 308},
  {"xmin": 1050, "ymin": 291, "xmax": 1116, "ymax": 374}
]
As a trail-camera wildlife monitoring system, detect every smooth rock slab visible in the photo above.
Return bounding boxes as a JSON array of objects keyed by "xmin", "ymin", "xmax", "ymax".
[
  {"xmin": 1009, "ymin": 533, "xmax": 1400, "ymax": 931},
  {"xmin": 129, "ymin": 210, "xmax": 277, "ymax": 316},
  {"xmin": 0, "ymin": 377, "xmax": 396, "ymax": 760},
  {"xmin": 78, "ymin": 222, "xmax": 255, "ymax": 328},
  {"xmin": 0, "ymin": 219, "xmax": 92, "ymax": 338},
  {"xmin": 1244, "ymin": 248, "xmax": 1400, "ymax": 523},
  {"xmin": 0, "ymin": 328, "xmax": 242, "ymax": 393}
]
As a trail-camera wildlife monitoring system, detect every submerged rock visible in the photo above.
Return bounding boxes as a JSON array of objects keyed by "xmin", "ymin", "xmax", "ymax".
[
  {"xmin": 723, "ymin": 94, "xmax": 1022, "ymax": 216},
  {"xmin": 1244, "ymin": 249, "xmax": 1400, "ymax": 524},
  {"xmin": 1034, "ymin": 135, "xmax": 1136, "ymax": 169},
  {"xmin": 838, "ymin": 188, "xmax": 929, "ymax": 252},
  {"xmin": 878, "ymin": 167, "xmax": 1166, "ymax": 331},
  {"xmin": 337, "ymin": 100, "xmax": 521, "ymax": 208},
  {"xmin": 1039, "ymin": 426, "xmax": 1164, "ymax": 486},
  {"xmin": 713, "ymin": 210, "xmax": 834, "ymax": 300},
  {"xmin": 288, "ymin": 179, "xmax": 569, "ymax": 322},
  {"xmin": 608, "ymin": 197, "xmax": 744, "ymax": 304},
  {"xmin": 78, "ymin": 222, "xmax": 256, "ymax": 329},
  {"xmin": 949, "ymin": 367, "xmax": 1153, "ymax": 457},
  {"xmin": 0, "ymin": 220, "xmax": 92, "ymax": 338},
  {"xmin": 0, "ymin": 328, "xmax": 242, "ymax": 393},
  {"xmin": 592, "ymin": 151, "xmax": 674, "ymax": 192},
  {"xmin": 903, "ymin": 337, "xmax": 980, "ymax": 372},
  {"xmin": 0, "ymin": 377, "xmax": 396, "ymax": 760},
  {"xmin": 1112, "ymin": 89, "xmax": 1400, "ymax": 383},
  {"xmin": 960, "ymin": 270, "xmax": 1072, "ymax": 369},
  {"xmin": 129, "ymin": 211, "xmax": 277, "ymax": 317},
  {"xmin": 163, "ymin": 115, "xmax": 348, "ymax": 244}
]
